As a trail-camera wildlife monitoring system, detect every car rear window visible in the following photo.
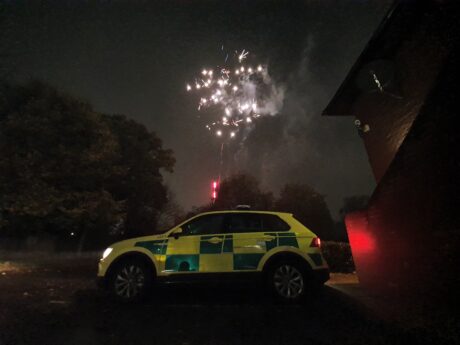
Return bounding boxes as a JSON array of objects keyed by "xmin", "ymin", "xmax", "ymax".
[
  {"xmin": 260, "ymin": 214, "xmax": 290, "ymax": 232},
  {"xmin": 225, "ymin": 213, "xmax": 290, "ymax": 233}
]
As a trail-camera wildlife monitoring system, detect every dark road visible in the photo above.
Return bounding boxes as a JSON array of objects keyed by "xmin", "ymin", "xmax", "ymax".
[{"xmin": 0, "ymin": 256, "xmax": 439, "ymax": 345}]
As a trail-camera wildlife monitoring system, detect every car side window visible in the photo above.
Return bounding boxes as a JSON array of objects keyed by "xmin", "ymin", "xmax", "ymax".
[
  {"xmin": 261, "ymin": 214, "xmax": 291, "ymax": 231},
  {"xmin": 181, "ymin": 214, "xmax": 224, "ymax": 236},
  {"xmin": 226, "ymin": 213, "xmax": 263, "ymax": 233}
]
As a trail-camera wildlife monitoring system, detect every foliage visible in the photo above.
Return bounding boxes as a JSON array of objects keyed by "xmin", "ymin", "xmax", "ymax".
[
  {"xmin": 155, "ymin": 189, "xmax": 185, "ymax": 233},
  {"xmin": 339, "ymin": 195, "xmax": 370, "ymax": 218},
  {"xmin": 275, "ymin": 183, "xmax": 335, "ymax": 240},
  {"xmin": 321, "ymin": 241, "xmax": 355, "ymax": 273},
  {"xmin": 101, "ymin": 114, "xmax": 174, "ymax": 237},
  {"xmin": 0, "ymin": 81, "xmax": 174, "ymax": 249}
]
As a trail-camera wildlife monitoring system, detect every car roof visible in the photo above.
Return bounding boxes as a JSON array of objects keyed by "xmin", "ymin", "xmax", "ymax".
[{"xmin": 196, "ymin": 210, "xmax": 293, "ymax": 217}]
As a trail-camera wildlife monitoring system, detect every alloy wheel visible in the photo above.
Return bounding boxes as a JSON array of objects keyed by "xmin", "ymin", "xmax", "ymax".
[
  {"xmin": 273, "ymin": 264, "xmax": 304, "ymax": 299},
  {"xmin": 114, "ymin": 264, "xmax": 145, "ymax": 299}
]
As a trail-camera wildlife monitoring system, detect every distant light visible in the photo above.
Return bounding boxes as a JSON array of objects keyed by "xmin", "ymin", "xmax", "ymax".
[
  {"xmin": 235, "ymin": 70, "xmax": 240, "ymax": 75},
  {"xmin": 230, "ymin": 131, "xmax": 236, "ymax": 138},
  {"xmin": 225, "ymin": 108, "xmax": 231, "ymax": 116},
  {"xmin": 196, "ymin": 84, "xmax": 201, "ymax": 89},
  {"xmin": 257, "ymin": 65, "xmax": 263, "ymax": 72},
  {"xmin": 246, "ymin": 117, "xmax": 252, "ymax": 123},
  {"xmin": 248, "ymin": 67, "xmax": 253, "ymax": 73},
  {"xmin": 240, "ymin": 66, "xmax": 245, "ymax": 72},
  {"xmin": 70, "ymin": 232, "xmax": 75, "ymax": 236},
  {"xmin": 202, "ymin": 69, "xmax": 207, "ymax": 75},
  {"xmin": 216, "ymin": 130, "xmax": 222, "ymax": 136},
  {"xmin": 186, "ymin": 84, "xmax": 192, "ymax": 91},
  {"xmin": 233, "ymin": 86, "xmax": 238, "ymax": 91},
  {"xmin": 212, "ymin": 180, "xmax": 218, "ymax": 200}
]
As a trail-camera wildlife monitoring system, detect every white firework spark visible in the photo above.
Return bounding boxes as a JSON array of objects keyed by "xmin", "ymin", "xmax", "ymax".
[{"xmin": 237, "ymin": 49, "xmax": 249, "ymax": 63}]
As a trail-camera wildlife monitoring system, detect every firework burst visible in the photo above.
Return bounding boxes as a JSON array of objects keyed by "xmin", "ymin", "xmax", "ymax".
[{"xmin": 185, "ymin": 49, "xmax": 284, "ymax": 140}]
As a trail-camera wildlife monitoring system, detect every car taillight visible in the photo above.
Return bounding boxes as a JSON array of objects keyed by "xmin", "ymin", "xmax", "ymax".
[{"xmin": 310, "ymin": 237, "xmax": 321, "ymax": 248}]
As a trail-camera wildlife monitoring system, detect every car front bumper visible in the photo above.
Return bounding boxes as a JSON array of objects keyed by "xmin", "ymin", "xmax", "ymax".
[{"xmin": 96, "ymin": 276, "xmax": 107, "ymax": 289}]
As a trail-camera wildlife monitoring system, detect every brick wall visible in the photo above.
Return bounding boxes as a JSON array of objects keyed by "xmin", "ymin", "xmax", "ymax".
[{"xmin": 349, "ymin": 41, "xmax": 460, "ymax": 301}]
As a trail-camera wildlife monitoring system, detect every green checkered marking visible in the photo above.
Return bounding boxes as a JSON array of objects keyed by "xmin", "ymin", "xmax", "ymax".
[
  {"xmin": 233, "ymin": 253, "xmax": 264, "ymax": 270},
  {"xmin": 200, "ymin": 235, "xmax": 224, "ymax": 254},
  {"xmin": 264, "ymin": 232, "xmax": 299, "ymax": 250},
  {"xmin": 165, "ymin": 254, "xmax": 199, "ymax": 272},
  {"xmin": 264, "ymin": 232, "xmax": 278, "ymax": 251},
  {"xmin": 135, "ymin": 239, "xmax": 168, "ymax": 255},
  {"xmin": 277, "ymin": 233, "xmax": 299, "ymax": 248},
  {"xmin": 223, "ymin": 234, "xmax": 233, "ymax": 253}
]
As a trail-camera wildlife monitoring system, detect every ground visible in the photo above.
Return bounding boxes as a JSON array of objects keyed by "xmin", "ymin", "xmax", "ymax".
[{"xmin": 0, "ymin": 254, "xmax": 452, "ymax": 345}]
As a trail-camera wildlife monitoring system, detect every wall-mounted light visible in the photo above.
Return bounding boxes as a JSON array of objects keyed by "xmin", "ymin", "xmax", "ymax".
[{"xmin": 355, "ymin": 119, "xmax": 371, "ymax": 137}]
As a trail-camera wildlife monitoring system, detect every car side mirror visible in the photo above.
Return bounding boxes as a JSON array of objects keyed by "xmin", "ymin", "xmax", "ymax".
[{"xmin": 169, "ymin": 227, "xmax": 183, "ymax": 239}]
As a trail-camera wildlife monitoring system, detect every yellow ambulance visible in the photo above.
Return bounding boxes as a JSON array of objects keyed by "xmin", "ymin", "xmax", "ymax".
[{"xmin": 98, "ymin": 209, "xmax": 329, "ymax": 302}]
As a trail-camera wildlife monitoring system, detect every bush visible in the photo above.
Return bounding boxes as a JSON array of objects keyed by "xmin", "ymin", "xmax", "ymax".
[{"xmin": 322, "ymin": 241, "xmax": 355, "ymax": 273}]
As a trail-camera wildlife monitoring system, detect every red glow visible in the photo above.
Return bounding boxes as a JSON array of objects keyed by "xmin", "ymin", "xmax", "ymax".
[
  {"xmin": 349, "ymin": 231, "xmax": 376, "ymax": 254},
  {"xmin": 213, "ymin": 181, "xmax": 218, "ymax": 189},
  {"xmin": 212, "ymin": 191, "xmax": 217, "ymax": 199},
  {"xmin": 345, "ymin": 211, "xmax": 376, "ymax": 255}
]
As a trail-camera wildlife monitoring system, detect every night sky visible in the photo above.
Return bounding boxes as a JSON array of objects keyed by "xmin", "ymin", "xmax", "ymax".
[{"xmin": 2, "ymin": 1, "xmax": 392, "ymax": 218}]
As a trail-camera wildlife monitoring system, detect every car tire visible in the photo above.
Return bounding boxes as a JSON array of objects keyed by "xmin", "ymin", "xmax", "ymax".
[
  {"xmin": 266, "ymin": 260, "xmax": 309, "ymax": 303},
  {"xmin": 108, "ymin": 257, "xmax": 153, "ymax": 302}
]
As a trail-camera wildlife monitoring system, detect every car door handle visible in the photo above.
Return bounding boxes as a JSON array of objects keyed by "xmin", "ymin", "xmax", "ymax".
[
  {"xmin": 207, "ymin": 237, "xmax": 223, "ymax": 244},
  {"xmin": 262, "ymin": 235, "xmax": 276, "ymax": 241}
]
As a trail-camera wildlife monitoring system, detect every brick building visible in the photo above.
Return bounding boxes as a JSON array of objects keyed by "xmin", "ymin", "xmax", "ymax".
[{"xmin": 323, "ymin": 0, "xmax": 460, "ymax": 305}]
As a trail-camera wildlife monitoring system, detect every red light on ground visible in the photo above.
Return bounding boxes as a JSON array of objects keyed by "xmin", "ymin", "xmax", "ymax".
[{"xmin": 212, "ymin": 191, "xmax": 217, "ymax": 199}]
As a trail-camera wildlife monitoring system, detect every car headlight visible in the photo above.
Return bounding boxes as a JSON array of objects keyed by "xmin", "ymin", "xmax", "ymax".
[{"xmin": 102, "ymin": 247, "xmax": 113, "ymax": 260}]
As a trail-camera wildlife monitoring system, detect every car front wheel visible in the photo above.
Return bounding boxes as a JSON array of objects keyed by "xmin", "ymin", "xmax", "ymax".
[{"xmin": 109, "ymin": 258, "xmax": 152, "ymax": 302}]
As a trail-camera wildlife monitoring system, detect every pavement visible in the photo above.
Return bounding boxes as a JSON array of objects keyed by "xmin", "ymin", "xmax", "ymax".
[{"xmin": 0, "ymin": 255, "xmax": 455, "ymax": 345}]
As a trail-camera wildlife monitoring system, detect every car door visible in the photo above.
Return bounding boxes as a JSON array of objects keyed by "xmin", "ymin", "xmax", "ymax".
[
  {"xmin": 164, "ymin": 213, "xmax": 227, "ymax": 274},
  {"xmin": 226, "ymin": 213, "xmax": 272, "ymax": 271}
]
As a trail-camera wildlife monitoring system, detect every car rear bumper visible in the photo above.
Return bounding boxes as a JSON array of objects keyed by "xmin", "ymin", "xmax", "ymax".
[{"xmin": 311, "ymin": 268, "xmax": 330, "ymax": 284}]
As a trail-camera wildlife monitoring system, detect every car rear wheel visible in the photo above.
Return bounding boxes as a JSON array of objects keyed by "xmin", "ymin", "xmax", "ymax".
[
  {"xmin": 267, "ymin": 261, "xmax": 307, "ymax": 302},
  {"xmin": 109, "ymin": 258, "xmax": 152, "ymax": 302}
]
